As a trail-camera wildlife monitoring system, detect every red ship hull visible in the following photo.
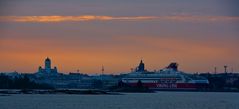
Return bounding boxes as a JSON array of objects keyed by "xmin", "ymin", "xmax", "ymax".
[{"xmin": 127, "ymin": 83, "xmax": 208, "ymax": 90}]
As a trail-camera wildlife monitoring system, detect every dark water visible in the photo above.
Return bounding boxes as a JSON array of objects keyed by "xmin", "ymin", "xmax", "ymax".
[{"xmin": 0, "ymin": 92, "xmax": 239, "ymax": 109}]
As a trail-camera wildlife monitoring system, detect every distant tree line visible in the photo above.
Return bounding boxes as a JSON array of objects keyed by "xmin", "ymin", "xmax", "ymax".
[{"xmin": 0, "ymin": 74, "xmax": 53, "ymax": 89}]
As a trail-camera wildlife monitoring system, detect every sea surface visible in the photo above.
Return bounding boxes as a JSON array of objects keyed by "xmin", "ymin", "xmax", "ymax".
[{"xmin": 0, "ymin": 92, "xmax": 239, "ymax": 109}]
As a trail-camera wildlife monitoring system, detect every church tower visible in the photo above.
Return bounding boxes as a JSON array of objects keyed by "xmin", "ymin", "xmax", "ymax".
[
  {"xmin": 45, "ymin": 57, "xmax": 51, "ymax": 73},
  {"xmin": 36, "ymin": 57, "xmax": 58, "ymax": 75}
]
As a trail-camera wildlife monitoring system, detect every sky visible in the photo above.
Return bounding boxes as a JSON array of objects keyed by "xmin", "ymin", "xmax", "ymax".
[{"xmin": 0, "ymin": 0, "xmax": 239, "ymax": 74}]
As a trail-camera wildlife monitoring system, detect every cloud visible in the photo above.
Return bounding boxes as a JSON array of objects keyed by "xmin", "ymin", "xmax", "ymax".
[
  {"xmin": 0, "ymin": 15, "xmax": 157, "ymax": 22},
  {"xmin": 0, "ymin": 15, "xmax": 239, "ymax": 23}
]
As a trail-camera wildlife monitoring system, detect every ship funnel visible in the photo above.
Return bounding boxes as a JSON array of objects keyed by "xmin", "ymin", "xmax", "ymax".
[{"xmin": 167, "ymin": 63, "xmax": 178, "ymax": 71}]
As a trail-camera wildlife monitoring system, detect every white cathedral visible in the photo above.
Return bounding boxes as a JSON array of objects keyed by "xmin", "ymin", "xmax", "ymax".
[{"xmin": 37, "ymin": 57, "xmax": 58, "ymax": 74}]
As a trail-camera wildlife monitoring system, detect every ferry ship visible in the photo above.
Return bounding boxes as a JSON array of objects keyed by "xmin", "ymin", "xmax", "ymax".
[{"xmin": 122, "ymin": 60, "xmax": 209, "ymax": 90}]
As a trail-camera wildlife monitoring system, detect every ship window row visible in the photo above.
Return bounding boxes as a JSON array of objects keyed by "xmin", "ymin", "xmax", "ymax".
[{"xmin": 123, "ymin": 79, "xmax": 178, "ymax": 83}]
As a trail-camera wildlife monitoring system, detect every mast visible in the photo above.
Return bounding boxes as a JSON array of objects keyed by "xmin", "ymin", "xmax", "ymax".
[
  {"xmin": 101, "ymin": 65, "xmax": 104, "ymax": 80},
  {"xmin": 214, "ymin": 67, "xmax": 217, "ymax": 74}
]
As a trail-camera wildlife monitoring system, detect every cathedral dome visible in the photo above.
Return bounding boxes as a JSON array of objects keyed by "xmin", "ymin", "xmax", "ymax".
[{"xmin": 45, "ymin": 57, "xmax": 51, "ymax": 62}]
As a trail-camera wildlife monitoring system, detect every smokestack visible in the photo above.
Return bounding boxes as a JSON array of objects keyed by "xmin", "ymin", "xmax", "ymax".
[
  {"xmin": 224, "ymin": 65, "xmax": 228, "ymax": 73},
  {"xmin": 214, "ymin": 67, "xmax": 217, "ymax": 74}
]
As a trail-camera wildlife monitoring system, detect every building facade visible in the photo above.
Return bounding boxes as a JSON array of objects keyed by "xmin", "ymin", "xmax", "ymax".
[{"xmin": 37, "ymin": 57, "xmax": 58, "ymax": 74}]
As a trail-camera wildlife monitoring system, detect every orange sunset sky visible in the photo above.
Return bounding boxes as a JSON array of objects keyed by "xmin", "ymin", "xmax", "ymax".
[{"xmin": 0, "ymin": 0, "xmax": 239, "ymax": 74}]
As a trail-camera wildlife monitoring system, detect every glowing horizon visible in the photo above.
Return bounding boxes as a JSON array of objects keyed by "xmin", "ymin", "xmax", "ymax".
[{"xmin": 1, "ymin": 36, "xmax": 238, "ymax": 74}]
